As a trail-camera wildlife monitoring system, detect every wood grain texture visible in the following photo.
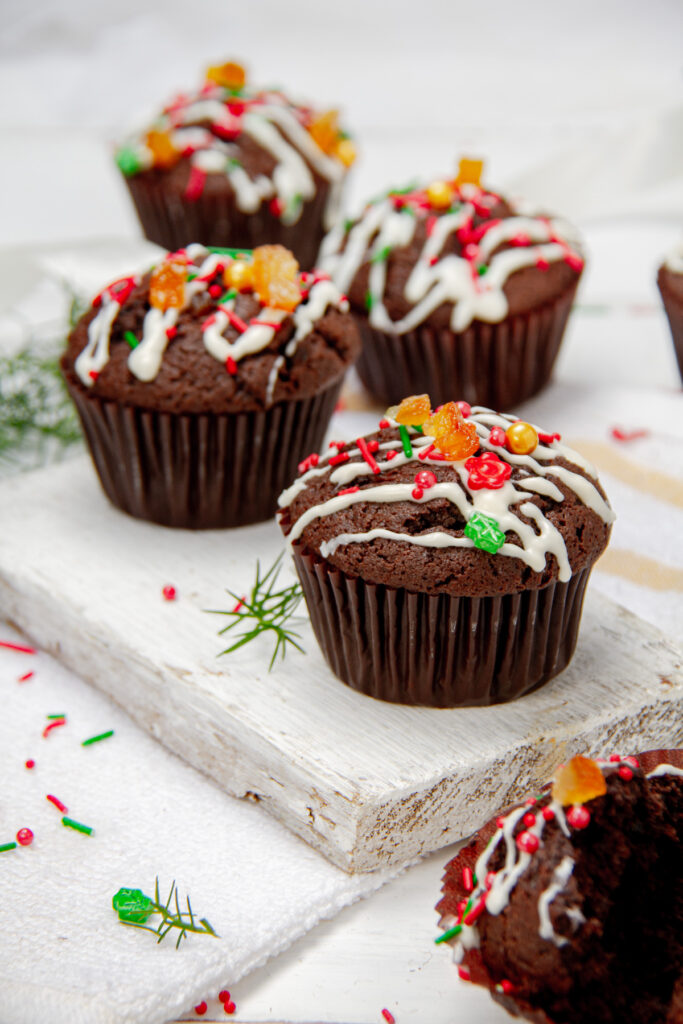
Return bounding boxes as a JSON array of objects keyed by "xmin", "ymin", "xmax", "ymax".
[{"xmin": 1, "ymin": 457, "xmax": 682, "ymax": 872}]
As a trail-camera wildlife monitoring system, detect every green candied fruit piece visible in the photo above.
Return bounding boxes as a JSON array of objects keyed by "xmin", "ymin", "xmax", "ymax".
[
  {"xmin": 464, "ymin": 512, "xmax": 505, "ymax": 554},
  {"xmin": 115, "ymin": 147, "xmax": 142, "ymax": 176},
  {"xmin": 112, "ymin": 887, "xmax": 154, "ymax": 923}
]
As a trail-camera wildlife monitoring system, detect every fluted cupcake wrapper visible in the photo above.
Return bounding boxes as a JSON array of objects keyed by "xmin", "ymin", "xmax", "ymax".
[
  {"xmin": 65, "ymin": 381, "xmax": 343, "ymax": 529},
  {"xmin": 657, "ymin": 275, "xmax": 683, "ymax": 382},
  {"xmin": 124, "ymin": 172, "xmax": 333, "ymax": 271},
  {"xmin": 293, "ymin": 545, "xmax": 592, "ymax": 707},
  {"xmin": 353, "ymin": 283, "xmax": 579, "ymax": 411}
]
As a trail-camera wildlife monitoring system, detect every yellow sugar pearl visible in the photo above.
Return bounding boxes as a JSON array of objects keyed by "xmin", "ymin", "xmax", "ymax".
[
  {"xmin": 206, "ymin": 61, "xmax": 246, "ymax": 91},
  {"xmin": 335, "ymin": 138, "xmax": 357, "ymax": 168},
  {"xmin": 505, "ymin": 420, "xmax": 539, "ymax": 455},
  {"xmin": 426, "ymin": 180, "xmax": 454, "ymax": 209},
  {"xmin": 455, "ymin": 157, "xmax": 484, "ymax": 187},
  {"xmin": 223, "ymin": 259, "xmax": 253, "ymax": 292}
]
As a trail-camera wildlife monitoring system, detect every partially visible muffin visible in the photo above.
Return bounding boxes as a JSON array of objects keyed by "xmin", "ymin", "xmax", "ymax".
[
  {"xmin": 320, "ymin": 158, "xmax": 584, "ymax": 409},
  {"xmin": 61, "ymin": 243, "xmax": 360, "ymax": 528},
  {"xmin": 436, "ymin": 750, "xmax": 683, "ymax": 1024},
  {"xmin": 657, "ymin": 242, "xmax": 683, "ymax": 382},
  {"xmin": 115, "ymin": 61, "xmax": 355, "ymax": 269},
  {"xmin": 278, "ymin": 393, "xmax": 613, "ymax": 706}
]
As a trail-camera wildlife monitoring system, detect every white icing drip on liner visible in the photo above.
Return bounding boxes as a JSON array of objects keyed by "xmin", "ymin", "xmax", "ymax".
[
  {"xmin": 74, "ymin": 300, "xmax": 121, "ymax": 385},
  {"xmin": 537, "ymin": 856, "xmax": 579, "ymax": 947},
  {"xmin": 646, "ymin": 763, "xmax": 683, "ymax": 778},
  {"xmin": 266, "ymin": 355, "xmax": 285, "ymax": 406},
  {"xmin": 321, "ymin": 193, "xmax": 583, "ymax": 333}
]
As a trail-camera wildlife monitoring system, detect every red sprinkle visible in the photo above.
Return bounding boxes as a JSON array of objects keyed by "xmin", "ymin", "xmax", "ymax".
[
  {"xmin": 524, "ymin": 797, "xmax": 537, "ymax": 806},
  {"xmin": 339, "ymin": 486, "xmax": 360, "ymax": 496},
  {"xmin": 18, "ymin": 671, "xmax": 34, "ymax": 683},
  {"xmin": 357, "ymin": 436, "xmax": 381, "ymax": 474},
  {"xmin": 47, "ymin": 794, "xmax": 68, "ymax": 814},
  {"xmin": 269, "ymin": 197, "xmax": 284, "ymax": 218},
  {"xmin": 226, "ymin": 356, "xmax": 238, "ymax": 375},
  {"xmin": 165, "ymin": 326, "xmax": 177, "ymax": 340},
  {"xmin": 426, "ymin": 215, "xmax": 438, "ymax": 238},
  {"xmin": 162, "ymin": 585, "xmax": 177, "ymax": 601},
  {"xmin": 16, "ymin": 828, "xmax": 33, "ymax": 847},
  {"xmin": 42, "ymin": 720, "xmax": 66, "ymax": 739},
  {"xmin": 329, "ymin": 452, "xmax": 350, "ymax": 466},
  {"xmin": 329, "ymin": 440, "xmax": 347, "ymax": 450},
  {"xmin": 462, "ymin": 866, "xmax": 474, "ymax": 892},
  {"xmin": 464, "ymin": 894, "xmax": 488, "ymax": 926},
  {"xmin": 225, "ymin": 309, "xmax": 248, "ymax": 334},
  {"xmin": 541, "ymin": 806, "xmax": 555, "ymax": 821},
  {"xmin": 457, "ymin": 966, "xmax": 471, "ymax": 981},
  {"xmin": 88, "ymin": 370, "xmax": 99, "ymax": 380},
  {"xmin": 194, "ymin": 1003, "xmax": 207, "ymax": 1016},
  {"xmin": 618, "ymin": 766, "xmax": 634, "ymax": 781},
  {"xmin": 516, "ymin": 831, "xmax": 539, "ymax": 854},
  {"xmin": 378, "ymin": 418, "xmax": 390, "ymax": 429},
  {"xmin": 184, "ymin": 165, "xmax": 207, "ymax": 201},
  {"xmin": 232, "ymin": 598, "xmax": 245, "ymax": 613},
  {"xmin": 609, "ymin": 426, "xmax": 649, "ymax": 443},
  {"xmin": 496, "ymin": 816, "xmax": 506, "ymax": 829},
  {"xmin": 536, "ymin": 257, "xmax": 549, "ymax": 271},
  {"xmin": 381, "ymin": 1011, "xmax": 395, "ymax": 1024},
  {"xmin": 417, "ymin": 443, "xmax": 437, "ymax": 461},
  {"xmin": 25, "ymin": 760, "xmax": 35, "ymax": 770},
  {"xmin": 0, "ymin": 641, "xmax": 36, "ymax": 655},
  {"xmin": 567, "ymin": 805, "xmax": 591, "ymax": 830},
  {"xmin": 298, "ymin": 452, "xmax": 319, "ymax": 474},
  {"xmin": 624, "ymin": 755, "xmax": 640, "ymax": 768},
  {"xmin": 609, "ymin": 754, "xmax": 621, "ymax": 762},
  {"xmin": 538, "ymin": 431, "xmax": 561, "ymax": 444},
  {"xmin": 523, "ymin": 812, "xmax": 536, "ymax": 827}
]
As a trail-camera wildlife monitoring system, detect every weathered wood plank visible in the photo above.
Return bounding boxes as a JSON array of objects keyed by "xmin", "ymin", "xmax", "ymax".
[{"xmin": 1, "ymin": 457, "xmax": 681, "ymax": 872}]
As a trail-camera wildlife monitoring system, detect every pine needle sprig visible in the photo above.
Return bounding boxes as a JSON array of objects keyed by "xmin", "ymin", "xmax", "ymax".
[
  {"xmin": 207, "ymin": 553, "xmax": 305, "ymax": 670},
  {"xmin": 112, "ymin": 879, "xmax": 218, "ymax": 950}
]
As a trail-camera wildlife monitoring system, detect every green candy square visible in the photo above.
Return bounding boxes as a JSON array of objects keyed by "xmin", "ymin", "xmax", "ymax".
[{"xmin": 465, "ymin": 512, "xmax": 505, "ymax": 554}]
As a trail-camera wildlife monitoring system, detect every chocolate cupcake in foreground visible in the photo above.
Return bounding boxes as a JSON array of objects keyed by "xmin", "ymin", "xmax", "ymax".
[
  {"xmin": 115, "ymin": 61, "xmax": 355, "ymax": 269},
  {"xmin": 657, "ymin": 242, "xmax": 683, "ymax": 381},
  {"xmin": 61, "ymin": 244, "xmax": 360, "ymax": 528},
  {"xmin": 436, "ymin": 750, "xmax": 683, "ymax": 1024},
  {"xmin": 320, "ymin": 158, "xmax": 584, "ymax": 409},
  {"xmin": 277, "ymin": 394, "xmax": 613, "ymax": 706}
]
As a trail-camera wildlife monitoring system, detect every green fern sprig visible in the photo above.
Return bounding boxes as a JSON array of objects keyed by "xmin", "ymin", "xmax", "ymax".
[{"xmin": 112, "ymin": 879, "xmax": 218, "ymax": 950}]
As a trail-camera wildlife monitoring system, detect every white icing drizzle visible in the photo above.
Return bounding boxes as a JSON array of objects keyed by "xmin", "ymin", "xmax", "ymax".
[
  {"xmin": 646, "ymin": 763, "xmax": 683, "ymax": 778},
  {"xmin": 320, "ymin": 191, "xmax": 583, "ymax": 333},
  {"xmin": 537, "ymin": 856, "xmax": 580, "ymax": 947},
  {"xmin": 74, "ymin": 247, "xmax": 348, "ymax": 388},
  {"xmin": 281, "ymin": 408, "xmax": 614, "ymax": 582}
]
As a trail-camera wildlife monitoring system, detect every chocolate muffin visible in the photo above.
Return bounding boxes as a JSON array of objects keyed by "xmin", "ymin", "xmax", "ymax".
[
  {"xmin": 61, "ymin": 243, "xmax": 360, "ymax": 528},
  {"xmin": 657, "ymin": 243, "xmax": 683, "ymax": 381},
  {"xmin": 277, "ymin": 394, "xmax": 613, "ymax": 706},
  {"xmin": 116, "ymin": 61, "xmax": 355, "ymax": 269},
  {"xmin": 436, "ymin": 750, "xmax": 683, "ymax": 1024},
  {"xmin": 320, "ymin": 158, "xmax": 584, "ymax": 409}
]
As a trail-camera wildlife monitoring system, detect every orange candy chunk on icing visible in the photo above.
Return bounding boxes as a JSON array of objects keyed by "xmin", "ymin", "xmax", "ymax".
[
  {"xmin": 424, "ymin": 402, "xmax": 479, "ymax": 460},
  {"xmin": 551, "ymin": 756, "xmax": 607, "ymax": 807},
  {"xmin": 206, "ymin": 61, "xmax": 246, "ymax": 91},
  {"xmin": 308, "ymin": 110, "xmax": 341, "ymax": 156},
  {"xmin": 149, "ymin": 261, "xmax": 186, "ymax": 311},
  {"xmin": 145, "ymin": 130, "xmax": 179, "ymax": 170},
  {"xmin": 455, "ymin": 157, "xmax": 484, "ymax": 187},
  {"xmin": 251, "ymin": 245, "xmax": 301, "ymax": 312},
  {"xmin": 394, "ymin": 394, "xmax": 431, "ymax": 426}
]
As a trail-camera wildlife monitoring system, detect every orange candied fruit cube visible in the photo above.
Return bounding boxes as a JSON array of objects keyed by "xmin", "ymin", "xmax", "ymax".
[
  {"xmin": 206, "ymin": 61, "xmax": 246, "ymax": 91},
  {"xmin": 394, "ymin": 394, "xmax": 432, "ymax": 426},
  {"xmin": 551, "ymin": 756, "xmax": 607, "ymax": 807},
  {"xmin": 251, "ymin": 245, "xmax": 302, "ymax": 312},
  {"xmin": 149, "ymin": 260, "xmax": 186, "ymax": 311},
  {"xmin": 455, "ymin": 157, "xmax": 484, "ymax": 188},
  {"xmin": 145, "ymin": 130, "xmax": 180, "ymax": 170},
  {"xmin": 424, "ymin": 402, "xmax": 479, "ymax": 460},
  {"xmin": 308, "ymin": 110, "xmax": 340, "ymax": 155}
]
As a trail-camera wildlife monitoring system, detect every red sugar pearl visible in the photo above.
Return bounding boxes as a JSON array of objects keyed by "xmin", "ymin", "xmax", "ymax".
[
  {"xmin": 618, "ymin": 766, "xmax": 634, "ymax": 781},
  {"xmin": 367, "ymin": 439, "xmax": 380, "ymax": 453},
  {"xmin": 25, "ymin": 759, "xmax": 35, "ymax": 770},
  {"xmin": 516, "ymin": 831, "xmax": 539, "ymax": 854},
  {"xmin": 194, "ymin": 1003, "xmax": 207, "ymax": 1016},
  {"xmin": 489, "ymin": 427, "xmax": 507, "ymax": 446},
  {"xmin": 500, "ymin": 979, "xmax": 515, "ymax": 995},
  {"xmin": 523, "ymin": 812, "xmax": 536, "ymax": 828},
  {"xmin": 162, "ymin": 585, "xmax": 177, "ymax": 601},
  {"xmin": 456, "ymin": 401, "xmax": 471, "ymax": 417},
  {"xmin": 16, "ymin": 828, "xmax": 33, "ymax": 846},
  {"xmin": 385, "ymin": 450, "xmax": 398, "ymax": 461},
  {"xmin": 609, "ymin": 754, "xmax": 621, "ymax": 762},
  {"xmin": 567, "ymin": 805, "xmax": 591, "ymax": 830},
  {"xmin": 378, "ymin": 418, "xmax": 390, "ymax": 429},
  {"xmin": 542, "ymin": 806, "xmax": 555, "ymax": 822},
  {"xmin": 524, "ymin": 797, "xmax": 537, "ymax": 806},
  {"xmin": 412, "ymin": 486, "xmax": 424, "ymax": 500},
  {"xmin": 623, "ymin": 756, "xmax": 640, "ymax": 769},
  {"xmin": 415, "ymin": 470, "xmax": 437, "ymax": 489},
  {"xmin": 218, "ymin": 991, "xmax": 230, "ymax": 1004},
  {"xmin": 496, "ymin": 816, "xmax": 506, "ymax": 829},
  {"xmin": 223, "ymin": 1002, "xmax": 236, "ymax": 1015},
  {"xmin": 208, "ymin": 284, "xmax": 222, "ymax": 298}
]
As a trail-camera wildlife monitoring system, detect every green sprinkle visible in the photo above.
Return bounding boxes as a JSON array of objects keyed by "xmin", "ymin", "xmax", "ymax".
[
  {"xmin": 343, "ymin": 217, "xmax": 355, "ymax": 232},
  {"xmin": 46, "ymin": 713, "xmax": 66, "ymax": 720},
  {"xmin": 398, "ymin": 424, "xmax": 413, "ymax": 458},
  {"xmin": 115, "ymin": 146, "xmax": 142, "ymax": 176},
  {"xmin": 124, "ymin": 331, "xmax": 139, "ymax": 349},
  {"xmin": 187, "ymin": 273, "xmax": 198, "ymax": 281},
  {"xmin": 0, "ymin": 842, "xmax": 17, "ymax": 854},
  {"xmin": 412, "ymin": 424, "xmax": 424, "ymax": 434},
  {"xmin": 477, "ymin": 265, "xmax": 488, "ymax": 276},
  {"xmin": 207, "ymin": 246, "xmax": 253, "ymax": 258},
  {"xmin": 390, "ymin": 183, "xmax": 417, "ymax": 196},
  {"xmin": 62, "ymin": 817, "xmax": 93, "ymax": 836},
  {"xmin": 82, "ymin": 729, "xmax": 114, "ymax": 747},
  {"xmin": 227, "ymin": 157, "xmax": 242, "ymax": 169},
  {"xmin": 435, "ymin": 924, "xmax": 462, "ymax": 944},
  {"xmin": 219, "ymin": 289, "xmax": 237, "ymax": 304},
  {"xmin": 364, "ymin": 291, "xmax": 375, "ymax": 311},
  {"xmin": 371, "ymin": 245, "xmax": 392, "ymax": 264}
]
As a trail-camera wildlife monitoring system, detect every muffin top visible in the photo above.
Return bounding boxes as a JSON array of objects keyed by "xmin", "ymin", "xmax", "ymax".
[
  {"xmin": 115, "ymin": 61, "xmax": 354, "ymax": 231},
  {"xmin": 278, "ymin": 395, "xmax": 614, "ymax": 597},
  {"xmin": 436, "ymin": 751, "xmax": 683, "ymax": 1024},
  {"xmin": 61, "ymin": 244, "xmax": 360, "ymax": 414},
  {"xmin": 320, "ymin": 158, "xmax": 584, "ymax": 334}
]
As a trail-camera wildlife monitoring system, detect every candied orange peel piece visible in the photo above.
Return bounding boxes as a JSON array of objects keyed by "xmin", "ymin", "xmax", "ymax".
[
  {"xmin": 335, "ymin": 138, "xmax": 356, "ymax": 167},
  {"xmin": 552, "ymin": 756, "xmax": 607, "ymax": 807},
  {"xmin": 455, "ymin": 157, "xmax": 484, "ymax": 188},
  {"xmin": 424, "ymin": 402, "xmax": 479, "ymax": 460},
  {"xmin": 206, "ymin": 61, "xmax": 246, "ymax": 91},
  {"xmin": 251, "ymin": 245, "xmax": 301, "ymax": 312},
  {"xmin": 393, "ymin": 394, "xmax": 432, "ymax": 426},
  {"xmin": 145, "ymin": 130, "xmax": 180, "ymax": 170},
  {"xmin": 308, "ymin": 110, "xmax": 341, "ymax": 155},
  {"xmin": 149, "ymin": 260, "xmax": 186, "ymax": 311}
]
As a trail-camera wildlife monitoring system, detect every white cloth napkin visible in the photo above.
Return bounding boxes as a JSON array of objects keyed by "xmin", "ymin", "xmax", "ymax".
[{"xmin": 0, "ymin": 630, "xmax": 399, "ymax": 1024}]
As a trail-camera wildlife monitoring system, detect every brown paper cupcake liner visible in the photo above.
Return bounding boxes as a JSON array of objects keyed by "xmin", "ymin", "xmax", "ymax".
[
  {"xmin": 657, "ymin": 273, "xmax": 683, "ymax": 382},
  {"xmin": 292, "ymin": 545, "xmax": 592, "ymax": 707},
  {"xmin": 353, "ymin": 282, "xmax": 579, "ymax": 411},
  {"xmin": 124, "ymin": 172, "xmax": 332, "ymax": 271},
  {"xmin": 66, "ymin": 380, "xmax": 343, "ymax": 529}
]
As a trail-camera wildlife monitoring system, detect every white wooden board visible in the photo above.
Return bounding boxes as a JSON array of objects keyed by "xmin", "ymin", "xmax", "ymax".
[{"xmin": 1, "ymin": 457, "xmax": 682, "ymax": 873}]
